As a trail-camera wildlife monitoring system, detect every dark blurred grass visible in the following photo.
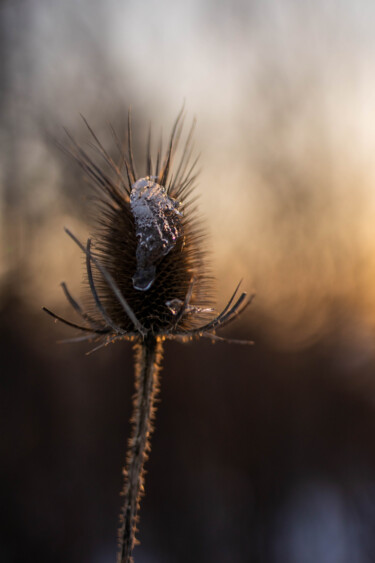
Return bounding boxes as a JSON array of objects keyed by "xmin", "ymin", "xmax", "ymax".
[{"xmin": 2, "ymin": 294, "xmax": 375, "ymax": 562}]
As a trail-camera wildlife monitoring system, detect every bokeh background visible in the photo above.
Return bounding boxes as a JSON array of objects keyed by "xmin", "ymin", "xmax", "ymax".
[{"xmin": 2, "ymin": 0, "xmax": 375, "ymax": 561}]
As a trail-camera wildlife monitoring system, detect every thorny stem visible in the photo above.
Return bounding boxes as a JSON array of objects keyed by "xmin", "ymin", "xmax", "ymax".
[{"xmin": 118, "ymin": 334, "xmax": 163, "ymax": 563}]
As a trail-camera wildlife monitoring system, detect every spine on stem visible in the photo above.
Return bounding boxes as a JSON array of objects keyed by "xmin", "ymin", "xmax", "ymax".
[{"xmin": 118, "ymin": 335, "xmax": 163, "ymax": 563}]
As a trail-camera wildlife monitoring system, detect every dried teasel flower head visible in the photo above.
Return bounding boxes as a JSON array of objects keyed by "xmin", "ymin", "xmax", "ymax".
[
  {"xmin": 43, "ymin": 109, "xmax": 253, "ymax": 351},
  {"xmin": 43, "ymin": 109, "xmax": 254, "ymax": 563}
]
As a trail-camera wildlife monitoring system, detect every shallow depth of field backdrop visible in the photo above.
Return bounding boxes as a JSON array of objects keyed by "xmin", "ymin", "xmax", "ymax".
[{"xmin": 2, "ymin": 0, "xmax": 375, "ymax": 562}]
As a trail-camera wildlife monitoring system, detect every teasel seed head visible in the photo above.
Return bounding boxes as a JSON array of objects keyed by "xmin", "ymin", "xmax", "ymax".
[{"xmin": 43, "ymin": 109, "xmax": 253, "ymax": 350}]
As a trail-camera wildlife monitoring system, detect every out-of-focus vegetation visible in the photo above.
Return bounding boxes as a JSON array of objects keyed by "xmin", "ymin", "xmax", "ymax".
[{"xmin": 2, "ymin": 0, "xmax": 375, "ymax": 561}]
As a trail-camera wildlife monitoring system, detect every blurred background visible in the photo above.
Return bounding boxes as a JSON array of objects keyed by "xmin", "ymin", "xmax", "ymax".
[{"xmin": 2, "ymin": 0, "xmax": 375, "ymax": 561}]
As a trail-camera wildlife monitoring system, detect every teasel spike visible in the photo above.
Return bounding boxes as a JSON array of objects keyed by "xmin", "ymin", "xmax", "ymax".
[
  {"xmin": 166, "ymin": 173, "xmax": 174, "ymax": 193},
  {"xmin": 58, "ymin": 333, "xmax": 104, "ymax": 344},
  {"xmin": 61, "ymin": 129, "xmax": 125, "ymax": 206},
  {"xmin": 86, "ymin": 340, "xmax": 113, "ymax": 355},
  {"xmin": 178, "ymin": 172, "xmax": 200, "ymax": 197},
  {"xmin": 182, "ymin": 193, "xmax": 201, "ymax": 212},
  {"xmin": 159, "ymin": 106, "xmax": 184, "ymax": 187},
  {"xmin": 172, "ymin": 284, "xmax": 245, "ymax": 336},
  {"xmin": 167, "ymin": 331, "xmax": 253, "ymax": 346},
  {"xmin": 84, "ymin": 239, "xmax": 126, "ymax": 334},
  {"xmin": 64, "ymin": 228, "xmax": 146, "ymax": 336},
  {"xmin": 109, "ymin": 123, "xmax": 133, "ymax": 195},
  {"xmin": 190, "ymin": 332, "xmax": 253, "ymax": 345},
  {"xmin": 165, "ymin": 116, "xmax": 185, "ymax": 184},
  {"xmin": 173, "ymin": 117, "xmax": 196, "ymax": 190},
  {"xmin": 174, "ymin": 143, "xmax": 195, "ymax": 195},
  {"xmin": 80, "ymin": 115, "xmax": 131, "ymax": 195},
  {"xmin": 200, "ymin": 294, "xmax": 248, "ymax": 331},
  {"xmin": 219, "ymin": 280, "xmax": 245, "ymax": 315},
  {"xmin": 60, "ymin": 281, "xmax": 106, "ymax": 331},
  {"xmin": 164, "ymin": 115, "xmax": 185, "ymax": 193},
  {"xmin": 187, "ymin": 292, "xmax": 255, "ymax": 335},
  {"xmin": 154, "ymin": 131, "xmax": 163, "ymax": 180},
  {"xmin": 176, "ymin": 170, "xmax": 198, "ymax": 195},
  {"xmin": 146, "ymin": 123, "xmax": 152, "ymax": 178},
  {"xmin": 171, "ymin": 276, "xmax": 196, "ymax": 329},
  {"xmin": 42, "ymin": 306, "xmax": 106, "ymax": 333},
  {"xmin": 175, "ymin": 160, "xmax": 200, "ymax": 200},
  {"xmin": 127, "ymin": 108, "xmax": 138, "ymax": 183}
]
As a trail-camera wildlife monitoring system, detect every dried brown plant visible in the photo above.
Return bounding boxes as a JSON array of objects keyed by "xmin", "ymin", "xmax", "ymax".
[{"xmin": 43, "ymin": 109, "xmax": 253, "ymax": 562}]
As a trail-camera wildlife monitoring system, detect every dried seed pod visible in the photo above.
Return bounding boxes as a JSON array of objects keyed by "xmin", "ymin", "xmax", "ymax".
[
  {"xmin": 86, "ymin": 111, "xmax": 214, "ymax": 335},
  {"xmin": 44, "ymin": 110, "xmax": 252, "ymax": 346}
]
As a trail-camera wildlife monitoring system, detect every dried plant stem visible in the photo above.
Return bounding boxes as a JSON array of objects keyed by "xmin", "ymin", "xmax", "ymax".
[{"xmin": 118, "ymin": 334, "xmax": 163, "ymax": 563}]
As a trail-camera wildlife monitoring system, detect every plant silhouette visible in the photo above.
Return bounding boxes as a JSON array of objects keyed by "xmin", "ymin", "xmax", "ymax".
[{"xmin": 44, "ymin": 109, "xmax": 252, "ymax": 562}]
